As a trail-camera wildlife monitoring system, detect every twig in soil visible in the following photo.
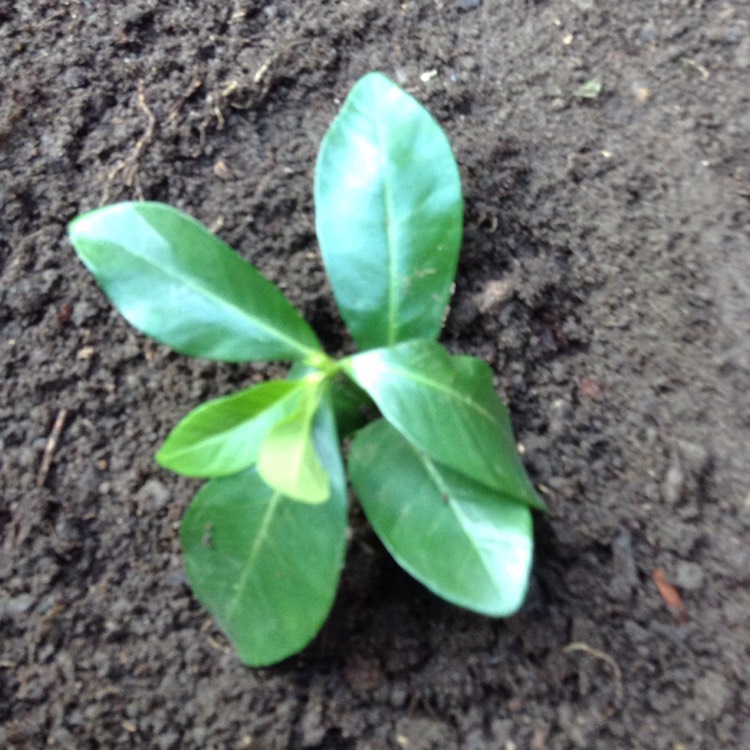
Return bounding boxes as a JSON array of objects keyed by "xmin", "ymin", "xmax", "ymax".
[
  {"xmin": 209, "ymin": 215, "xmax": 225, "ymax": 234},
  {"xmin": 100, "ymin": 81, "xmax": 156, "ymax": 205},
  {"xmin": 166, "ymin": 78, "xmax": 203, "ymax": 123},
  {"xmin": 38, "ymin": 8, "xmax": 70, "ymax": 28},
  {"xmin": 253, "ymin": 59, "xmax": 272, "ymax": 84},
  {"xmin": 199, "ymin": 617, "xmax": 230, "ymax": 653},
  {"xmin": 37, "ymin": 408, "xmax": 69, "ymax": 487},
  {"xmin": 198, "ymin": 80, "xmax": 241, "ymax": 140},
  {"xmin": 230, "ymin": 1, "xmax": 247, "ymax": 22},
  {"xmin": 207, "ymin": 635, "xmax": 231, "ymax": 653},
  {"xmin": 123, "ymin": 82, "xmax": 157, "ymax": 190},
  {"xmin": 562, "ymin": 641, "xmax": 624, "ymax": 704},
  {"xmin": 651, "ymin": 567, "xmax": 688, "ymax": 623},
  {"xmin": 683, "ymin": 58, "xmax": 710, "ymax": 80}
]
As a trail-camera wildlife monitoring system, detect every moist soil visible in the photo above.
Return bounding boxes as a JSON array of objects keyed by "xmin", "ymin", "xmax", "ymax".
[{"xmin": 2, "ymin": 1, "xmax": 749, "ymax": 748}]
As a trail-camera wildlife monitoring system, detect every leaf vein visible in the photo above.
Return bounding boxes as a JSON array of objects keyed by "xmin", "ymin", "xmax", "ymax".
[
  {"xmin": 227, "ymin": 491, "xmax": 283, "ymax": 620},
  {"xmin": 123, "ymin": 242, "xmax": 317, "ymax": 359}
]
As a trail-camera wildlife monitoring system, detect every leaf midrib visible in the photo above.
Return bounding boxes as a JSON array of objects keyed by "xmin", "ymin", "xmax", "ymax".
[
  {"xmin": 416, "ymin": 450, "xmax": 503, "ymax": 579},
  {"xmin": 226, "ymin": 490, "xmax": 282, "ymax": 621},
  {"xmin": 374, "ymin": 101, "xmax": 400, "ymax": 346},
  {"xmin": 162, "ymin": 387, "xmax": 302, "ymax": 467},
  {"xmin": 361, "ymin": 360, "xmax": 497, "ymax": 425},
  {"xmin": 395, "ymin": 410, "xmax": 533, "ymax": 507},
  {"xmin": 110, "ymin": 239, "xmax": 318, "ymax": 360}
]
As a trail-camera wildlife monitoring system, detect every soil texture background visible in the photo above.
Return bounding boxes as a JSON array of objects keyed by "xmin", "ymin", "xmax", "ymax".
[{"xmin": 2, "ymin": 1, "xmax": 749, "ymax": 748}]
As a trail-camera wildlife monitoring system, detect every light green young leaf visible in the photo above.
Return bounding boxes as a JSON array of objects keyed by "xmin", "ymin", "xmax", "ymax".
[
  {"xmin": 350, "ymin": 419, "xmax": 534, "ymax": 616},
  {"xmin": 343, "ymin": 340, "xmax": 545, "ymax": 510},
  {"xmin": 287, "ymin": 362, "xmax": 375, "ymax": 439},
  {"xmin": 315, "ymin": 72, "xmax": 463, "ymax": 350},
  {"xmin": 69, "ymin": 202, "xmax": 322, "ymax": 362},
  {"xmin": 257, "ymin": 379, "xmax": 330, "ymax": 503},
  {"xmin": 179, "ymin": 397, "xmax": 347, "ymax": 667},
  {"xmin": 156, "ymin": 380, "xmax": 303, "ymax": 478}
]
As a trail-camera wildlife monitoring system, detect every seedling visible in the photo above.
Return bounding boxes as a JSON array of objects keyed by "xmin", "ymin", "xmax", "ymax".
[
  {"xmin": 69, "ymin": 72, "xmax": 545, "ymax": 666},
  {"xmin": 575, "ymin": 79, "xmax": 603, "ymax": 99}
]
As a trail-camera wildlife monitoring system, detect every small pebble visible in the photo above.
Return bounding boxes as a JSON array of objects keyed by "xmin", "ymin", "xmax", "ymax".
[
  {"xmin": 137, "ymin": 478, "xmax": 171, "ymax": 511},
  {"xmin": 673, "ymin": 560, "xmax": 704, "ymax": 591},
  {"xmin": 662, "ymin": 458, "xmax": 685, "ymax": 504},
  {"xmin": 0, "ymin": 594, "xmax": 35, "ymax": 617},
  {"xmin": 475, "ymin": 278, "xmax": 515, "ymax": 313},
  {"xmin": 693, "ymin": 672, "xmax": 731, "ymax": 719}
]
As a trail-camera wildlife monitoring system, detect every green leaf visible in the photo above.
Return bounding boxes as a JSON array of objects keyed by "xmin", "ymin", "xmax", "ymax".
[
  {"xmin": 328, "ymin": 376, "xmax": 376, "ymax": 438},
  {"xmin": 156, "ymin": 380, "xmax": 303, "ymax": 478},
  {"xmin": 344, "ymin": 340, "xmax": 545, "ymax": 510},
  {"xmin": 69, "ymin": 202, "xmax": 322, "ymax": 362},
  {"xmin": 287, "ymin": 362, "xmax": 375, "ymax": 438},
  {"xmin": 350, "ymin": 420, "xmax": 533, "ymax": 616},
  {"xmin": 257, "ymin": 378, "xmax": 330, "ymax": 503},
  {"xmin": 179, "ymin": 397, "xmax": 347, "ymax": 667},
  {"xmin": 315, "ymin": 72, "xmax": 463, "ymax": 349}
]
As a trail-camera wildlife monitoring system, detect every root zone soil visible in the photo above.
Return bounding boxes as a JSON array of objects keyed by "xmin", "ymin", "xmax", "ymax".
[{"xmin": 1, "ymin": 2, "xmax": 749, "ymax": 748}]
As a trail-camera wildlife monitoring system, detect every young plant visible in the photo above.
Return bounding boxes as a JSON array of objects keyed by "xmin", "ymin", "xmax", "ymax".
[{"xmin": 69, "ymin": 72, "xmax": 545, "ymax": 667}]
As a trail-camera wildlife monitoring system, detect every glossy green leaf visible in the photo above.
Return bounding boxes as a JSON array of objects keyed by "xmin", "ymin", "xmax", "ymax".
[
  {"xmin": 257, "ymin": 377, "xmax": 330, "ymax": 503},
  {"xmin": 69, "ymin": 202, "xmax": 322, "ymax": 362},
  {"xmin": 156, "ymin": 380, "xmax": 303, "ymax": 478},
  {"xmin": 344, "ymin": 340, "xmax": 545, "ymax": 510},
  {"xmin": 179, "ymin": 398, "xmax": 347, "ymax": 667},
  {"xmin": 315, "ymin": 72, "xmax": 463, "ymax": 349},
  {"xmin": 350, "ymin": 420, "xmax": 533, "ymax": 616}
]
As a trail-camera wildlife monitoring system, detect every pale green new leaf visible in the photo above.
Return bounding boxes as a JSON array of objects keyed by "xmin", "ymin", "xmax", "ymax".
[
  {"xmin": 315, "ymin": 72, "xmax": 463, "ymax": 349},
  {"xmin": 350, "ymin": 419, "xmax": 533, "ymax": 616},
  {"xmin": 179, "ymin": 398, "xmax": 347, "ymax": 667},
  {"xmin": 344, "ymin": 340, "xmax": 544, "ymax": 510},
  {"xmin": 68, "ymin": 202, "xmax": 322, "ymax": 362},
  {"xmin": 287, "ymin": 362, "xmax": 375, "ymax": 439},
  {"xmin": 257, "ymin": 379, "xmax": 330, "ymax": 503},
  {"xmin": 156, "ymin": 380, "xmax": 303, "ymax": 478}
]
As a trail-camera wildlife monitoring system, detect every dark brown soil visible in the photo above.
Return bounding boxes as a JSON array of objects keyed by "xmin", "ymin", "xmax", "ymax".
[{"xmin": 2, "ymin": 1, "xmax": 749, "ymax": 748}]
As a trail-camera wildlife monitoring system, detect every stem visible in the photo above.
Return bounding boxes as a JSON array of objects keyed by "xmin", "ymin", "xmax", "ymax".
[{"xmin": 304, "ymin": 351, "xmax": 339, "ymax": 377}]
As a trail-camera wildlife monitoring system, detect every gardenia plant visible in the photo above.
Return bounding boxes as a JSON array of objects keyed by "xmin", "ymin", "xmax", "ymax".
[{"xmin": 69, "ymin": 72, "xmax": 545, "ymax": 666}]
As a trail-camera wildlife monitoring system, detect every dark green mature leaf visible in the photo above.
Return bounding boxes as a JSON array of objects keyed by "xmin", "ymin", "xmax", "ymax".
[
  {"xmin": 179, "ymin": 398, "xmax": 347, "ymax": 667},
  {"xmin": 69, "ymin": 202, "xmax": 322, "ymax": 362},
  {"xmin": 344, "ymin": 340, "xmax": 545, "ymax": 510},
  {"xmin": 327, "ymin": 376, "xmax": 375, "ymax": 438},
  {"xmin": 257, "ymin": 378, "xmax": 330, "ymax": 503},
  {"xmin": 315, "ymin": 72, "xmax": 463, "ymax": 350},
  {"xmin": 156, "ymin": 381, "xmax": 303, "ymax": 478},
  {"xmin": 350, "ymin": 420, "xmax": 533, "ymax": 616}
]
